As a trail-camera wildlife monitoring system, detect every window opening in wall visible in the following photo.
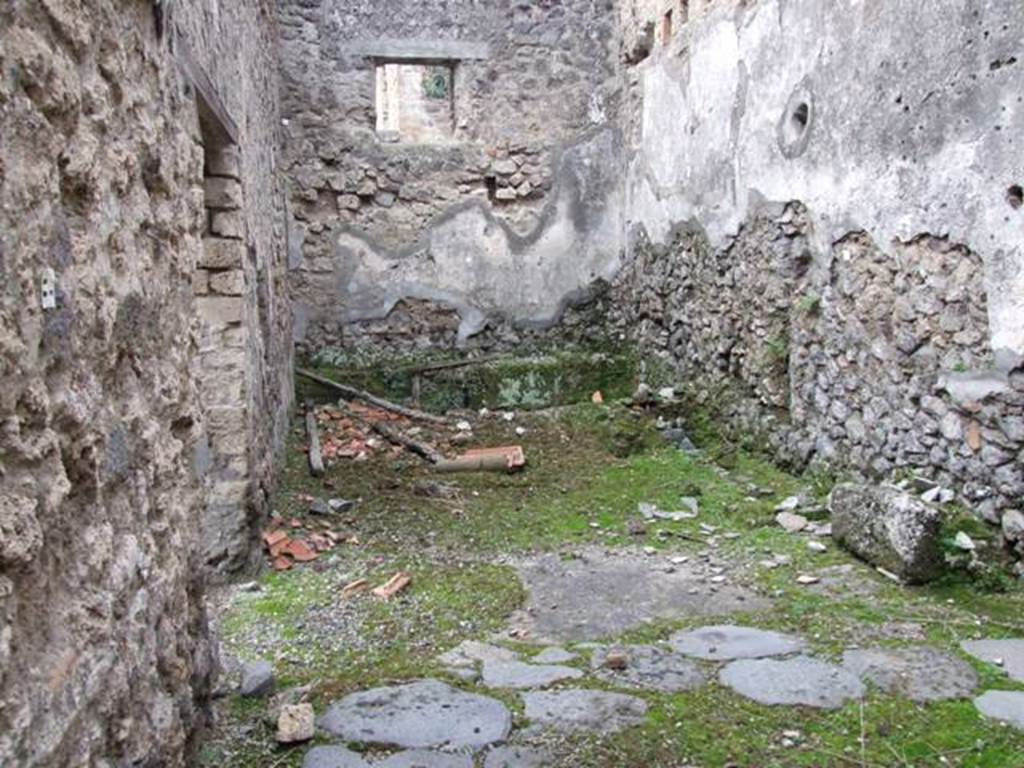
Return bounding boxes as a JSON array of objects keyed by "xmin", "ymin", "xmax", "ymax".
[
  {"xmin": 375, "ymin": 62, "xmax": 455, "ymax": 144},
  {"xmin": 661, "ymin": 9, "xmax": 674, "ymax": 45}
]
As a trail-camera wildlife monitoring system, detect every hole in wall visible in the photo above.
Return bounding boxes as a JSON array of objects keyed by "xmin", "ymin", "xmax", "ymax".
[
  {"xmin": 787, "ymin": 102, "xmax": 809, "ymax": 141},
  {"xmin": 778, "ymin": 83, "xmax": 814, "ymax": 159},
  {"xmin": 1008, "ymin": 185, "xmax": 1023, "ymax": 209}
]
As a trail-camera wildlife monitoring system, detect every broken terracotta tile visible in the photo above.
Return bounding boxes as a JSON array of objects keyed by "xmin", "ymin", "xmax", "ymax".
[
  {"xmin": 372, "ymin": 572, "xmax": 411, "ymax": 600},
  {"xmin": 272, "ymin": 556, "xmax": 293, "ymax": 572},
  {"xmin": 284, "ymin": 540, "xmax": 318, "ymax": 562},
  {"xmin": 263, "ymin": 529, "xmax": 288, "ymax": 548},
  {"xmin": 341, "ymin": 578, "xmax": 369, "ymax": 598}
]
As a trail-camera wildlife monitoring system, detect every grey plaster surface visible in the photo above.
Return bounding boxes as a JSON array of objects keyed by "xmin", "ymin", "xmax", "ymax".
[
  {"xmin": 669, "ymin": 625, "xmax": 805, "ymax": 661},
  {"xmin": 842, "ymin": 646, "xmax": 978, "ymax": 702},
  {"xmin": 522, "ymin": 689, "xmax": 649, "ymax": 733},
  {"xmin": 720, "ymin": 656, "xmax": 865, "ymax": 709},
  {"xmin": 317, "ymin": 680, "xmax": 511, "ymax": 750}
]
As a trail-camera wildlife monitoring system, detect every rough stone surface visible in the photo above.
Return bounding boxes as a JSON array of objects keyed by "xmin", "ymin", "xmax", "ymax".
[
  {"xmin": 239, "ymin": 659, "xmax": 276, "ymax": 698},
  {"xmin": 277, "ymin": 703, "xmax": 315, "ymax": 744},
  {"xmin": 436, "ymin": 641, "xmax": 517, "ymax": 669},
  {"xmin": 533, "ymin": 648, "xmax": 577, "ymax": 664},
  {"xmin": 669, "ymin": 626, "xmax": 805, "ymax": 661},
  {"xmin": 318, "ymin": 680, "xmax": 511, "ymax": 749},
  {"xmin": 483, "ymin": 746, "xmax": 553, "ymax": 768},
  {"xmin": 522, "ymin": 689, "xmax": 649, "ymax": 733},
  {"xmin": 842, "ymin": 647, "xmax": 978, "ymax": 702},
  {"xmin": 961, "ymin": 639, "xmax": 1024, "ymax": 682},
  {"xmin": 590, "ymin": 645, "xmax": 708, "ymax": 693},
  {"xmin": 376, "ymin": 750, "xmax": 474, "ymax": 768},
  {"xmin": 0, "ymin": 2, "xmax": 292, "ymax": 766},
  {"xmin": 720, "ymin": 657, "xmax": 866, "ymax": 710},
  {"xmin": 506, "ymin": 549, "xmax": 768, "ymax": 642},
  {"xmin": 303, "ymin": 746, "xmax": 372, "ymax": 768},
  {"xmin": 829, "ymin": 485, "xmax": 943, "ymax": 583},
  {"xmin": 974, "ymin": 691, "xmax": 1024, "ymax": 730},
  {"xmin": 481, "ymin": 660, "xmax": 583, "ymax": 690}
]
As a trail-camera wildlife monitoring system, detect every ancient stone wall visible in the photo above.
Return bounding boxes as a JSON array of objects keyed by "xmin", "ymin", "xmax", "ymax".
[
  {"xmin": 278, "ymin": 0, "xmax": 624, "ymax": 357},
  {"xmin": 0, "ymin": 1, "xmax": 290, "ymax": 766},
  {"xmin": 614, "ymin": 0, "xmax": 1024, "ymax": 525}
]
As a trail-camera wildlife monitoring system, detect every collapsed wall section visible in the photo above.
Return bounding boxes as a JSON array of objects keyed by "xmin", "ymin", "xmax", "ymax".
[
  {"xmin": 278, "ymin": 0, "xmax": 624, "ymax": 357},
  {"xmin": 0, "ymin": 1, "xmax": 291, "ymax": 765},
  {"xmin": 615, "ymin": 0, "xmax": 1024, "ymax": 523}
]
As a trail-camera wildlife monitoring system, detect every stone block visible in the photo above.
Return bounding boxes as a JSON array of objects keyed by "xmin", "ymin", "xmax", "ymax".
[
  {"xmin": 203, "ymin": 177, "xmax": 242, "ymax": 209},
  {"xmin": 206, "ymin": 146, "xmax": 241, "ymax": 179},
  {"xmin": 210, "ymin": 211, "xmax": 244, "ymax": 239},
  {"xmin": 209, "ymin": 269, "xmax": 245, "ymax": 296},
  {"xmin": 829, "ymin": 483, "xmax": 942, "ymax": 583},
  {"xmin": 337, "ymin": 194, "xmax": 360, "ymax": 211},
  {"xmin": 199, "ymin": 238, "xmax": 245, "ymax": 269},
  {"xmin": 192, "ymin": 269, "xmax": 210, "ymax": 296},
  {"xmin": 197, "ymin": 296, "xmax": 243, "ymax": 325}
]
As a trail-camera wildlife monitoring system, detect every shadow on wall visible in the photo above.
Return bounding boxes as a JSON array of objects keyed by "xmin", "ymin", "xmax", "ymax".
[{"xmin": 290, "ymin": 127, "xmax": 624, "ymax": 352}]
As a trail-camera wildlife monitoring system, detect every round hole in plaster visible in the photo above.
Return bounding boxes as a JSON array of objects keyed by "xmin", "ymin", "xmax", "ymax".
[
  {"xmin": 1008, "ymin": 185, "xmax": 1023, "ymax": 209},
  {"xmin": 786, "ymin": 102, "xmax": 810, "ymax": 143},
  {"xmin": 778, "ymin": 83, "xmax": 815, "ymax": 159}
]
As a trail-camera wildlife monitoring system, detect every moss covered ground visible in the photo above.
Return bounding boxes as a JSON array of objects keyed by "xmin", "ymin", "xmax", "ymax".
[{"xmin": 199, "ymin": 368, "xmax": 1024, "ymax": 768}]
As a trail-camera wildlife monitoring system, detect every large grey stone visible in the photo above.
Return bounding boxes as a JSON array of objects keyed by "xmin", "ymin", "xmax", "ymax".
[
  {"xmin": 974, "ymin": 691, "xmax": 1024, "ymax": 730},
  {"xmin": 669, "ymin": 625, "xmax": 805, "ymax": 661},
  {"xmin": 842, "ymin": 646, "xmax": 978, "ymax": 702},
  {"xmin": 507, "ymin": 549, "xmax": 768, "ymax": 642},
  {"xmin": 720, "ymin": 656, "xmax": 865, "ymax": 709},
  {"xmin": 590, "ymin": 645, "xmax": 708, "ymax": 692},
  {"xmin": 376, "ymin": 750, "xmax": 474, "ymax": 768},
  {"xmin": 318, "ymin": 680, "xmax": 511, "ymax": 749},
  {"xmin": 436, "ymin": 641, "xmax": 517, "ymax": 669},
  {"xmin": 239, "ymin": 659, "xmax": 275, "ymax": 698},
  {"xmin": 533, "ymin": 647, "xmax": 577, "ymax": 664},
  {"xmin": 829, "ymin": 484, "xmax": 943, "ymax": 583},
  {"xmin": 303, "ymin": 746, "xmax": 371, "ymax": 768},
  {"xmin": 522, "ymin": 689, "xmax": 648, "ymax": 732},
  {"xmin": 483, "ymin": 746, "xmax": 552, "ymax": 768},
  {"xmin": 961, "ymin": 639, "xmax": 1024, "ymax": 682},
  {"xmin": 481, "ymin": 660, "xmax": 582, "ymax": 690}
]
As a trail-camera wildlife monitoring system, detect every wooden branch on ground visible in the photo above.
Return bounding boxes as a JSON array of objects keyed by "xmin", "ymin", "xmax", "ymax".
[
  {"xmin": 305, "ymin": 406, "xmax": 324, "ymax": 477},
  {"xmin": 296, "ymin": 368, "xmax": 446, "ymax": 424},
  {"xmin": 371, "ymin": 421, "xmax": 443, "ymax": 464}
]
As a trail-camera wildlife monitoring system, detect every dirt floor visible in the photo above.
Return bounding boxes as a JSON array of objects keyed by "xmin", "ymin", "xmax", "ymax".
[{"xmin": 198, "ymin": 388, "xmax": 1024, "ymax": 768}]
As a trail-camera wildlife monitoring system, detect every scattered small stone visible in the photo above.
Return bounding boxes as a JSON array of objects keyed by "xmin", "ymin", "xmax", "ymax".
[
  {"xmin": 670, "ymin": 556, "xmax": 689, "ymax": 565},
  {"xmin": 1001, "ymin": 510, "xmax": 1024, "ymax": 542},
  {"xmin": 720, "ymin": 656, "xmax": 865, "ymax": 709},
  {"xmin": 603, "ymin": 649, "xmax": 629, "ymax": 670},
  {"xmin": 328, "ymin": 498, "xmax": 356, "ymax": 512},
  {"xmin": 774, "ymin": 495, "xmax": 804, "ymax": 513},
  {"xmin": 277, "ymin": 703, "xmax": 315, "ymax": 744},
  {"xmin": 806, "ymin": 541, "xmax": 827, "ymax": 553},
  {"xmin": 239, "ymin": 659, "xmax": 275, "ymax": 698},
  {"xmin": 921, "ymin": 486, "xmax": 955, "ymax": 505},
  {"xmin": 953, "ymin": 531, "xmax": 976, "ymax": 551},
  {"xmin": 522, "ymin": 689, "xmax": 648, "ymax": 733},
  {"xmin": 796, "ymin": 574, "xmax": 820, "ymax": 585},
  {"xmin": 775, "ymin": 512, "xmax": 808, "ymax": 533},
  {"xmin": 309, "ymin": 498, "xmax": 331, "ymax": 515},
  {"xmin": 456, "ymin": 420, "xmax": 472, "ymax": 431},
  {"xmin": 679, "ymin": 497, "xmax": 699, "ymax": 515}
]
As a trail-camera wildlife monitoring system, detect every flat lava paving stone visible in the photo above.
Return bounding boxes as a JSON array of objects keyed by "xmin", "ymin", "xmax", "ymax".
[
  {"xmin": 974, "ymin": 691, "xmax": 1024, "ymax": 730},
  {"xmin": 590, "ymin": 645, "xmax": 708, "ymax": 692},
  {"xmin": 522, "ymin": 689, "xmax": 649, "ymax": 732},
  {"xmin": 961, "ymin": 639, "xmax": 1024, "ymax": 682},
  {"xmin": 436, "ymin": 640, "xmax": 518, "ymax": 668},
  {"xmin": 481, "ymin": 660, "xmax": 583, "ymax": 689},
  {"xmin": 720, "ymin": 656, "xmax": 865, "ymax": 709},
  {"xmin": 842, "ymin": 646, "xmax": 978, "ymax": 702},
  {"xmin": 508, "ymin": 549, "xmax": 768, "ymax": 642},
  {"xmin": 483, "ymin": 746, "xmax": 553, "ymax": 768},
  {"xmin": 303, "ymin": 746, "xmax": 371, "ymax": 768},
  {"xmin": 533, "ymin": 647, "xmax": 577, "ymax": 664},
  {"xmin": 376, "ymin": 750, "xmax": 474, "ymax": 768},
  {"xmin": 669, "ymin": 625, "xmax": 805, "ymax": 661},
  {"xmin": 318, "ymin": 679, "xmax": 511, "ymax": 749}
]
